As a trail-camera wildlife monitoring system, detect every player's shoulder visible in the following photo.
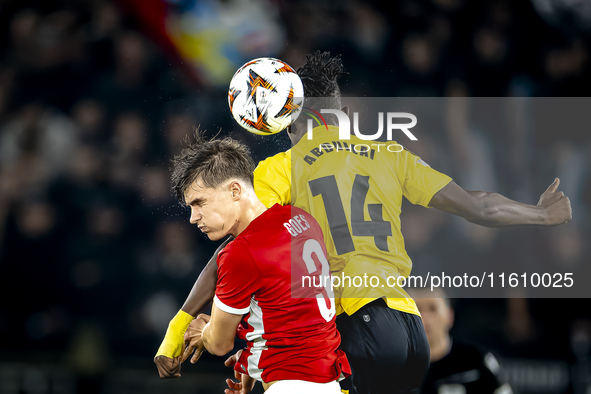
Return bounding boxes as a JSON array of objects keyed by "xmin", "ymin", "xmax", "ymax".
[
  {"xmin": 284, "ymin": 208, "xmax": 321, "ymax": 240},
  {"xmin": 238, "ymin": 204, "xmax": 294, "ymax": 238},
  {"xmin": 264, "ymin": 203, "xmax": 308, "ymax": 223},
  {"xmin": 271, "ymin": 203, "xmax": 313, "ymax": 219},
  {"xmin": 264, "ymin": 204, "xmax": 320, "ymax": 234},
  {"xmin": 219, "ymin": 236, "xmax": 252, "ymax": 261},
  {"xmin": 290, "ymin": 205, "xmax": 314, "ymax": 219},
  {"xmin": 255, "ymin": 149, "xmax": 291, "ymax": 170}
]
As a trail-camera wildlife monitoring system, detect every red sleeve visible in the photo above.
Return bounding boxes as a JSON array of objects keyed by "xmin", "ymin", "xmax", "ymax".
[{"xmin": 214, "ymin": 241, "xmax": 262, "ymax": 315}]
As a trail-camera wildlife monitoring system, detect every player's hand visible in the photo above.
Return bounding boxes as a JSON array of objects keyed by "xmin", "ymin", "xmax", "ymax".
[
  {"xmin": 154, "ymin": 355, "xmax": 181, "ymax": 379},
  {"xmin": 154, "ymin": 310, "xmax": 195, "ymax": 379},
  {"xmin": 537, "ymin": 178, "xmax": 572, "ymax": 226},
  {"xmin": 224, "ymin": 376, "xmax": 256, "ymax": 394},
  {"xmin": 224, "ymin": 349, "xmax": 243, "ymax": 380},
  {"xmin": 181, "ymin": 313, "xmax": 210, "ymax": 364},
  {"xmin": 224, "ymin": 350, "xmax": 255, "ymax": 394}
]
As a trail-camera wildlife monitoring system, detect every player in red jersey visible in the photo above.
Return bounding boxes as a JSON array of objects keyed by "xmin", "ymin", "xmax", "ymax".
[{"xmin": 159, "ymin": 133, "xmax": 349, "ymax": 393}]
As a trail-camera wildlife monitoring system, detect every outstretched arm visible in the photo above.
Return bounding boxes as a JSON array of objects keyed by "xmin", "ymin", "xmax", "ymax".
[
  {"xmin": 429, "ymin": 178, "xmax": 572, "ymax": 227},
  {"xmin": 154, "ymin": 236, "xmax": 233, "ymax": 378}
]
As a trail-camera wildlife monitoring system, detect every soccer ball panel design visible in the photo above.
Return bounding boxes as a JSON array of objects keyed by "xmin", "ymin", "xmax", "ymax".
[{"xmin": 228, "ymin": 58, "xmax": 304, "ymax": 135}]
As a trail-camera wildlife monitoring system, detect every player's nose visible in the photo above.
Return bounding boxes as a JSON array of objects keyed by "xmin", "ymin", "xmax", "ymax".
[{"xmin": 189, "ymin": 207, "xmax": 202, "ymax": 225}]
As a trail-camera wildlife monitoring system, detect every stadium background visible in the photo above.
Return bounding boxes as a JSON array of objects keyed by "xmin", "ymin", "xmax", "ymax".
[{"xmin": 0, "ymin": 0, "xmax": 590, "ymax": 393}]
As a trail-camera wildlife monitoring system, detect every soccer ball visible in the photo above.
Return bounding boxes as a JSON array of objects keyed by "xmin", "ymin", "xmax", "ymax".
[{"xmin": 228, "ymin": 57, "xmax": 304, "ymax": 135}]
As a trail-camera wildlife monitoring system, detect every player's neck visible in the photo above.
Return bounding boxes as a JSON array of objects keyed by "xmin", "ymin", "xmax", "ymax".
[
  {"xmin": 289, "ymin": 121, "xmax": 339, "ymax": 146},
  {"xmin": 232, "ymin": 198, "xmax": 268, "ymax": 237},
  {"xmin": 288, "ymin": 126, "xmax": 306, "ymax": 146}
]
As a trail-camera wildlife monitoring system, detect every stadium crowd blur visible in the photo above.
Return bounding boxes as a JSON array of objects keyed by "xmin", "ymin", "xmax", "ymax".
[{"xmin": 0, "ymin": 0, "xmax": 590, "ymax": 393}]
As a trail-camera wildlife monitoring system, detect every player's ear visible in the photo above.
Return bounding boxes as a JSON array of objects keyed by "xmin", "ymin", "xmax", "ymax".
[
  {"xmin": 341, "ymin": 106, "xmax": 349, "ymax": 116},
  {"xmin": 229, "ymin": 182, "xmax": 241, "ymax": 200}
]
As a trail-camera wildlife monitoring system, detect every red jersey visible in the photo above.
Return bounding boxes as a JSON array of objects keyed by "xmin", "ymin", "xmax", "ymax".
[{"xmin": 214, "ymin": 204, "xmax": 350, "ymax": 384}]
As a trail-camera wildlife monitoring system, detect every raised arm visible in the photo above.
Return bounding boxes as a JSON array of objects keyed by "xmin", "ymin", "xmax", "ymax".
[
  {"xmin": 154, "ymin": 236, "xmax": 233, "ymax": 379},
  {"xmin": 429, "ymin": 178, "xmax": 572, "ymax": 227}
]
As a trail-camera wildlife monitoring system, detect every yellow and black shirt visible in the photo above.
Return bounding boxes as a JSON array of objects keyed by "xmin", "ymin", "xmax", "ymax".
[{"xmin": 254, "ymin": 125, "xmax": 452, "ymax": 317}]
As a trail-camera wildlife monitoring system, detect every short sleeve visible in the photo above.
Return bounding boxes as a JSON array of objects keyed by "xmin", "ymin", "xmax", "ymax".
[
  {"xmin": 214, "ymin": 241, "xmax": 262, "ymax": 315},
  {"xmin": 399, "ymin": 147, "xmax": 452, "ymax": 207},
  {"xmin": 253, "ymin": 151, "xmax": 292, "ymax": 207}
]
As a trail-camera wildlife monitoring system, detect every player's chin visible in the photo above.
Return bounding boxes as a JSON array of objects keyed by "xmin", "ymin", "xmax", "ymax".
[{"xmin": 206, "ymin": 231, "xmax": 225, "ymax": 241}]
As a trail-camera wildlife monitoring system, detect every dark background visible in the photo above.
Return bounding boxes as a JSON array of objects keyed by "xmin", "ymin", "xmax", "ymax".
[{"xmin": 0, "ymin": 0, "xmax": 590, "ymax": 393}]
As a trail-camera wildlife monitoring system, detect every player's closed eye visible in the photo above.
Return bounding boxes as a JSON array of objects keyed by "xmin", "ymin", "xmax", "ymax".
[{"xmin": 188, "ymin": 199, "xmax": 206, "ymax": 207}]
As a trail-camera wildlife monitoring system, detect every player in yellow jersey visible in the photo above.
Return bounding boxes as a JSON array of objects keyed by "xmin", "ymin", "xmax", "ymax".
[
  {"xmin": 155, "ymin": 52, "xmax": 572, "ymax": 394},
  {"xmin": 256, "ymin": 129, "xmax": 452, "ymax": 317}
]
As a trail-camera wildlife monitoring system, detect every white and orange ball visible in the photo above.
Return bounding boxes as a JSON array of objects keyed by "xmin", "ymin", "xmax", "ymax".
[{"xmin": 228, "ymin": 57, "xmax": 304, "ymax": 135}]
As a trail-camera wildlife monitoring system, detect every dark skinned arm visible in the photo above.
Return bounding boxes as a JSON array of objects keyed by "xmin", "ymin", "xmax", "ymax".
[
  {"xmin": 429, "ymin": 178, "xmax": 572, "ymax": 227},
  {"xmin": 154, "ymin": 235, "xmax": 233, "ymax": 379},
  {"xmin": 180, "ymin": 236, "xmax": 233, "ymax": 316}
]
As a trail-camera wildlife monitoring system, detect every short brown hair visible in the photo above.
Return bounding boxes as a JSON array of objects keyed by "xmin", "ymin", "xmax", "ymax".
[{"xmin": 171, "ymin": 131, "xmax": 255, "ymax": 204}]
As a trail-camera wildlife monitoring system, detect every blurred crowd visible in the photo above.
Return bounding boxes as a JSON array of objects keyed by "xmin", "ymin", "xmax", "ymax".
[{"xmin": 0, "ymin": 0, "xmax": 590, "ymax": 393}]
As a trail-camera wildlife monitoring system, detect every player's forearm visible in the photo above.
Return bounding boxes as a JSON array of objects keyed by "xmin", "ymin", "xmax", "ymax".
[
  {"xmin": 465, "ymin": 191, "xmax": 546, "ymax": 227},
  {"xmin": 202, "ymin": 322, "xmax": 234, "ymax": 356},
  {"xmin": 155, "ymin": 310, "xmax": 195, "ymax": 359},
  {"xmin": 181, "ymin": 236, "xmax": 233, "ymax": 317}
]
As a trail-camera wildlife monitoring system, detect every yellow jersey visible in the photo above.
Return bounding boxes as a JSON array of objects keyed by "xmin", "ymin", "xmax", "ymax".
[{"xmin": 253, "ymin": 125, "xmax": 452, "ymax": 317}]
